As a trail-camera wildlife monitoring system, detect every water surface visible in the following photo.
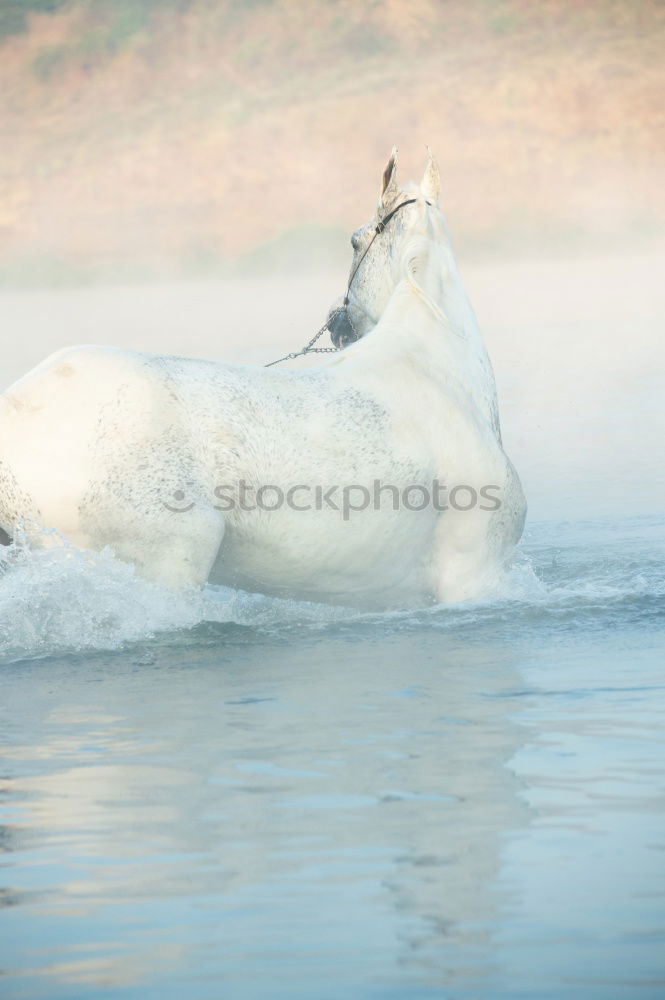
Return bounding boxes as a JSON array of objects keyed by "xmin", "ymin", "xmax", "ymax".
[{"xmin": 1, "ymin": 515, "xmax": 664, "ymax": 999}]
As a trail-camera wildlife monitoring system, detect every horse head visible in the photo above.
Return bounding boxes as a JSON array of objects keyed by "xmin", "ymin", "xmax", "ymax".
[{"xmin": 327, "ymin": 146, "xmax": 441, "ymax": 349}]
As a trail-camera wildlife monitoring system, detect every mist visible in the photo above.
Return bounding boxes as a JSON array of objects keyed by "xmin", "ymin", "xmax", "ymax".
[{"xmin": 2, "ymin": 1, "xmax": 664, "ymax": 524}]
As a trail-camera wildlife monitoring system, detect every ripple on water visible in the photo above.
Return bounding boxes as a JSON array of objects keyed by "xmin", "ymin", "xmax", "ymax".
[{"xmin": 0, "ymin": 515, "xmax": 663, "ymax": 663}]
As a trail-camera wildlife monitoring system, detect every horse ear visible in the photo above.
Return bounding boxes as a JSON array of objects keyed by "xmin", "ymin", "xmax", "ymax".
[
  {"xmin": 380, "ymin": 146, "xmax": 398, "ymax": 203},
  {"xmin": 421, "ymin": 147, "xmax": 440, "ymax": 203}
]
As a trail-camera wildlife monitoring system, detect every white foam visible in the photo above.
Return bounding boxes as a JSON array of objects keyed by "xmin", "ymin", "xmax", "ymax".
[
  {"xmin": 0, "ymin": 535, "xmax": 350, "ymax": 661},
  {"xmin": 0, "ymin": 521, "xmax": 662, "ymax": 662}
]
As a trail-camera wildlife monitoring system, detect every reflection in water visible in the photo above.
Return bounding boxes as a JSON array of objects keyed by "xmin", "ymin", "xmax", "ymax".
[
  {"xmin": 2, "ymin": 512, "xmax": 664, "ymax": 999},
  {"xmin": 1, "ymin": 629, "xmax": 528, "ymax": 998}
]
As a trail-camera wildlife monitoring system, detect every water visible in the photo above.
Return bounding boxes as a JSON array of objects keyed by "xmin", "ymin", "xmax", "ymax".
[
  {"xmin": 1, "ymin": 514, "xmax": 664, "ymax": 999},
  {"xmin": 2, "ymin": 253, "xmax": 664, "ymax": 996}
]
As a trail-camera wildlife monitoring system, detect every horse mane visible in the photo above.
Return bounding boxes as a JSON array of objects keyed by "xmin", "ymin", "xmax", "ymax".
[{"xmin": 399, "ymin": 235, "xmax": 463, "ymax": 338}]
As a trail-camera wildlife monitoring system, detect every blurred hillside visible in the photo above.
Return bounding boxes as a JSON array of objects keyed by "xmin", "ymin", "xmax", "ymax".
[{"xmin": 0, "ymin": 0, "xmax": 664, "ymax": 283}]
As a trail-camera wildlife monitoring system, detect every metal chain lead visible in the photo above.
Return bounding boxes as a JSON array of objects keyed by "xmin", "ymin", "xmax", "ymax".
[{"xmin": 264, "ymin": 310, "xmax": 343, "ymax": 367}]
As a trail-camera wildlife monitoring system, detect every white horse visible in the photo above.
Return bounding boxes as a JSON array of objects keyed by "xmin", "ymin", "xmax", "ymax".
[{"xmin": 0, "ymin": 149, "xmax": 525, "ymax": 607}]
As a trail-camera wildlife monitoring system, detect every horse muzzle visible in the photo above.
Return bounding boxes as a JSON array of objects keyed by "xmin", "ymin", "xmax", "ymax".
[{"xmin": 327, "ymin": 305, "xmax": 361, "ymax": 349}]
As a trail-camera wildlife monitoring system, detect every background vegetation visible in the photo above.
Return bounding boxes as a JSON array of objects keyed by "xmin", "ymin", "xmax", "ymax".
[{"xmin": 0, "ymin": 0, "xmax": 663, "ymax": 283}]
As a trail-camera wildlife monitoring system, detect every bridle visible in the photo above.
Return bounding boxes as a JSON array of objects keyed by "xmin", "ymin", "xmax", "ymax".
[{"xmin": 265, "ymin": 198, "xmax": 417, "ymax": 367}]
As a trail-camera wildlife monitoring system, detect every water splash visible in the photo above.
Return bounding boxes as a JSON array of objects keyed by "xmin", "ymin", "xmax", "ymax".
[
  {"xmin": 0, "ymin": 517, "xmax": 663, "ymax": 662},
  {"xmin": 0, "ymin": 533, "xmax": 350, "ymax": 662}
]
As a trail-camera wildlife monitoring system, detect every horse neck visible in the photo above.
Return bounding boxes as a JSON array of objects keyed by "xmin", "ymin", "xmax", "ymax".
[
  {"xmin": 373, "ymin": 235, "xmax": 501, "ymax": 434},
  {"xmin": 408, "ymin": 229, "xmax": 484, "ymax": 343}
]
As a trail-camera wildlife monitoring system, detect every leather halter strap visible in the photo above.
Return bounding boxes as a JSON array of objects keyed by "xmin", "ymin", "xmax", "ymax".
[{"xmin": 343, "ymin": 198, "xmax": 417, "ymax": 305}]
